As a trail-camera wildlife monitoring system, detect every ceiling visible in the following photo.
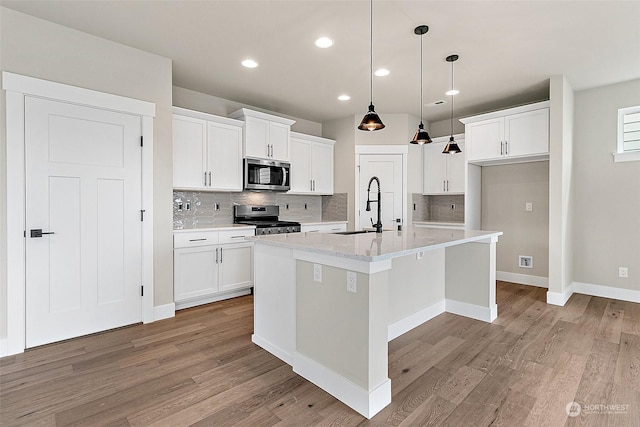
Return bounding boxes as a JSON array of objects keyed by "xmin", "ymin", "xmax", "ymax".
[{"xmin": 2, "ymin": 1, "xmax": 639, "ymax": 125}]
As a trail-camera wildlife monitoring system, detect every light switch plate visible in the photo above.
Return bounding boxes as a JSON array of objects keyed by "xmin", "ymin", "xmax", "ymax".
[
  {"xmin": 313, "ymin": 264, "xmax": 322, "ymax": 283},
  {"xmin": 346, "ymin": 271, "xmax": 357, "ymax": 293},
  {"xmin": 619, "ymin": 267, "xmax": 628, "ymax": 278},
  {"xmin": 525, "ymin": 202, "xmax": 533, "ymax": 212}
]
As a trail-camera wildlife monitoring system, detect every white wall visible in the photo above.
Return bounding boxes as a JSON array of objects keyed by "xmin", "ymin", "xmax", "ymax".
[
  {"xmin": 572, "ymin": 78, "xmax": 640, "ymax": 290},
  {"xmin": 0, "ymin": 7, "xmax": 174, "ymax": 339}
]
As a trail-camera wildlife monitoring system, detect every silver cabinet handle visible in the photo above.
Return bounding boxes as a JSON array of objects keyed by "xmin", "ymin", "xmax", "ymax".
[
  {"xmin": 208, "ymin": 171, "xmax": 212, "ymax": 186},
  {"xmin": 500, "ymin": 141, "xmax": 504, "ymax": 155},
  {"xmin": 219, "ymin": 247, "xmax": 223, "ymax": 263},
  {"xmin": 443, "ymin": 180, "xmax": 446, "ymax": 192},
  {"xmin": 215, "ymin": 247, "xmax": 219, "ymax": 263},
  {"xmin": 310, "ymin": 180, "xmax": 313, "ymax": 191},
  {"xmin": 204, "ymin": 171, "xmax": 207, "ymax": 186},
  {"xmin": 189, "ymin": 238, "xmax": 207, "ymax": 242},
  {"xmin": 505, "ymin": 141, "xmax": 508, "ymax": 155},
  {"xmin": 446, "ymin": 180, "xmax": 449, "ymax": 192},
  {"xmin": 230, "ymin": 235, "xmax": 245, "ymax": 239},
  {"xmin": 313, "ymin": 180, "xmax": 315, "ymax": 191}
]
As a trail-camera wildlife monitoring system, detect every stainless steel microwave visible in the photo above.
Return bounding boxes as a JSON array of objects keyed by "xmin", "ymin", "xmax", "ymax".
[{"xmin": 244, "ymin": 158, "xmax": 290, "ymax": 191}]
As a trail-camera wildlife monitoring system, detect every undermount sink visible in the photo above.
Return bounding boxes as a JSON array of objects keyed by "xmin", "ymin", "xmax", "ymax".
[{"xmin": 332, "ymin": 230, "xmax": 378, "ymax": 235}]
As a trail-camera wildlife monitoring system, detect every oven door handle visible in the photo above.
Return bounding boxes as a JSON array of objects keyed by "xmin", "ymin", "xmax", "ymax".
[{"xmin": 282, "ymin": 167, "xmax": 288, "ymax": 186}]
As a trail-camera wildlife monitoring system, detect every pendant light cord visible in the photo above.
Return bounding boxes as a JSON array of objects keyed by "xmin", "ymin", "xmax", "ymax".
[
  {"xmin": 369, "ymin": 0, "xmax": 373, "ymax": 105},
  {"xmin": 450, "ymin": 58, "xmax": 454, "ymax": 136},
  {"xmin": 420, "ymin": 32, "xmax": 424, "ymax": 124}
]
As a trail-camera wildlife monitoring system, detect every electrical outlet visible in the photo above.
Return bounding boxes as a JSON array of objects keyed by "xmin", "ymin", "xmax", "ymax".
[
  {"xmin": 304, "ymin": 203, "xmax": 307, "ymax": 210},
  {"xmin": 346, "ymin": 271, "xmax": 357, "ymax": 293},
  {"xmin": 416, "ymin": 251, "xmax": 424, "ymax": 260},
  {"xmin": 313, "ymin": 264, "xmax": 322, "ymax": 283},
  {"xmin": 214, "ymin": 202, "xmax": 220, "ymax": 211},
  {"xmin": 525, "ymin": 202, "xmax": 533, "ymax": 212},
  {"xmin": 185, "ymin": 201, "xmax": 191, "ymax": 211},
  {"xmin": 451, "ymin": 204, "xmax": 456, "ymax": 210},
  {"xmin": 519, "ymin": 255, "xmax": 533, "ymax": 268},
  {"xmin": 619, "ymin": 267, "xmax": 628, "ymax": 278}
]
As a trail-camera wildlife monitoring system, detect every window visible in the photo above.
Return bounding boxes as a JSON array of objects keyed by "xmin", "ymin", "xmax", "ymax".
[{"xmin": 615, "ymin": 105, "xmax": 640, "ymax": 162}]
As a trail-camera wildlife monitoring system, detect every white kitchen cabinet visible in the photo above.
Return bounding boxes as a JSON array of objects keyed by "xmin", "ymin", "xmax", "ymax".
[
  {"xmin": 461, "ymin": 101, "xmax": 549, "ymax": 165},
  {"xmin": 172, "ymin": 107, "xmax": 243, "ymax": 191},
  {"xmin": 289, "ymin": 132, "xmax": 335, "ymax": 194},
  {"xmin": 423, "ymin": 136, "xmax": 466, "ymax": 195},
  {"xmin": 229, "ymin": 108, "xmax": 296, "ymax": 162},
  {"xmin": 173, "ymin": 227, "xmax": 254, "ymax": 309},
  {"xmin": 300, "ymin": 222, "xmax": 347, "ymax": 233}
]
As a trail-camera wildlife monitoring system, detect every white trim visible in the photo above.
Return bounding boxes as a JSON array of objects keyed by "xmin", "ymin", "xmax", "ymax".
[
  {"xmin": 497, "ymin": 271, "xmax": 549, "ymax": 288},
  {"xmin": 388, "ymin": 300, "xmax": 445, "ymax": 341},
  {"xmin": 292, "ymin": 351, "xmax": 391, "ymax": 419},
  {"xmin": 175, "ymin": 289, "xmax": 252, "ymax": 310},
  {"xmin": 445, "ymin": 299, "xmax": 497, "ymax": 323},
  {"xmin": 613, "ymin": 150, "xmax": 640, "ymax": 163},
  {"xmin": 252, "ymin": 334, "xmax": 293, "ymax": 365},
  {"xmin": 2, "ymin": 72, "xmax": 155, "ymax": 117},
  {"xmin": 354, "ymin": 146, "xmax": 408, "ymax": 231},
  {"xmin": 292, "ymin": 250, "xmax": 392, "ymax": 274},
  {"xmin": 153, "ymin": 303, "xmax": 176, "ymax": 321},
  {"xmin": 460, "ymin": 100, "xmax": 550, "ymax": 124},
  {"xmin": 546, "ymin": 283, "xmax": 574, "ymax": 306},
  {"xmin": 573, "ymin": 282, "xmax": 640, "ymax": 303},
  {"xmin": 3, "ymin": 72, "xmax": 156, "ymax": 355}
]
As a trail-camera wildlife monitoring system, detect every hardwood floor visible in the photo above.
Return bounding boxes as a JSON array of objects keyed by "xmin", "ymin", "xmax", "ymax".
[{"xmin": 2, "ymin": 282, "xmax": 639, "ymax": 426}]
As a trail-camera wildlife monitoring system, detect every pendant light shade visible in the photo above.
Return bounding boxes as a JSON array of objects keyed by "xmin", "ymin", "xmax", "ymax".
[
  {"xmin": 410, "ymin": 25, "xmax": 432, "ymax": 145},
  {"xmin": 358, "ymin": 0, "xmax": 385, "ymax": 131},
  {"xmin": 443, "ymin": 54, "xmax": 462, "ymax": 154}
]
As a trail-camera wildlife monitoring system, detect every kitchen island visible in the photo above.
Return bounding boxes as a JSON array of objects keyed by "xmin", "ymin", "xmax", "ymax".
[{"xmin": 247, "ymin": 226, "xmax": 502, "ymax": 418}]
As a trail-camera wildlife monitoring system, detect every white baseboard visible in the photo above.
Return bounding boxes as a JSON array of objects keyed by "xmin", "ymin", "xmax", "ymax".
[
  {"xmin": 497, "ymin": 271, "xmax": 548, "ymax": 288},
  {"xmin": 153, "ymin": 303, "xmax": 176, "ymax": 322},
  {"xmin": 175, "ymin": 289, "xmax": 252, "ymax": 311},
  {"xmin": 252, "ymin": 334, "xmax": 293, "ymax": 365},
  {"xmin": 546, "ymin": 283, "xmax": 574, "ymax": 306},
  {"xmin": 293, "ymin": 351, "xmax": 391, "ymax": 419},
  {"xmin": 0, "ymin": 338, "xmax": 8, "ymax": 358},
  {"xmin": 445, "ymin": 299, "xmax": 497, "ymax": 322},
  {"xmin": 387, "ymin": 300, "xmax": 445, "ymax": 341},
  {"xmin": 573, "ymin": 282, "xmax": 640, "ymax": 303}
]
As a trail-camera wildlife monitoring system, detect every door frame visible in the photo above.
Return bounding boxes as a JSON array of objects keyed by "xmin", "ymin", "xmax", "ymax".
[
  {"xmin": 354, "ymin": 145, "xmax": 408, "ymax": 231},
  {"xmin": 2, "ymin": 72, "xmax": 155, "ymax": 356}
]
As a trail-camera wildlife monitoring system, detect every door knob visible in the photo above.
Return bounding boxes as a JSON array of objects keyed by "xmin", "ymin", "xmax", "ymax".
[{"xmin": 30, "ymin": 229, "xmax": 55, "ymax": 238}]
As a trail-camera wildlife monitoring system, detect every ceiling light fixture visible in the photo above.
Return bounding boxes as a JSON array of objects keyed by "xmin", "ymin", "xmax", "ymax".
[
  {"xmin": 410, "ymin": 25, "xmax": 432, "ymax": 145},
  {"xmin": 338, "ymin": 94, "xmax": 351, "ymax": 101},
  {"xmin": 374, "ymin": 68, "xmax": 390, "ymax": 77},
  {"xmin": 358, "ymin": 0, "xmax": 385, "ymax": 131},
  {"xmin": 315, "ymin": 37, "xmax": 333, "ymax": 48},
  {"xmin": 443, "ymin": 54, "xmax": 462, "ymax": 154},
  {"xmin": 241, "ymin": 59, "xmax": 258, "ymax": 68}
]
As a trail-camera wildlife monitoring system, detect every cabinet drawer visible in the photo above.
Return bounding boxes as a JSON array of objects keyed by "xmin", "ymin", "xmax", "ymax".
[
  {"xmin": 219, "ymin": 228, "xmax": 255, "ymax": 244},
  {"xmin": 174, "ymin": 231, "xmax": 219, "ymax": 248}
]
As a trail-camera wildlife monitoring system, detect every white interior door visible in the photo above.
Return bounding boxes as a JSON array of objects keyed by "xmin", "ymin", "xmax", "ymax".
[
  {"xmin": 358, "ymin": 154, "xmax": 403, "ymax": 230},
  {"xmin": 25, "ymin": 96, "xmax": 143, "ymax": 348}
]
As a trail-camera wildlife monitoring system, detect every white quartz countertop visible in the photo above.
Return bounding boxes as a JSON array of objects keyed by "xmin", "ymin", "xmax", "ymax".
[
  {"xmin": 247, "ymin": 225, "xmax": 502, "ymax": 262},
  {"xmin": 173, "ymin": 224, "xmax": 256, "ymax": 233},
  {"xmin": 413, "ymin": 221, "xmax": 465, "ymax": 228}
]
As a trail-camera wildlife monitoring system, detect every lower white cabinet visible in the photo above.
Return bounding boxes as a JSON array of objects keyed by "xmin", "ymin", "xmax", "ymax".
[
  {"xmin": 300, "ymin": 222, "xmax": 347, "ymax": 233},
  {"xmin": 173, "ymin": 228, "xmax": 254, "ymax": 309}
]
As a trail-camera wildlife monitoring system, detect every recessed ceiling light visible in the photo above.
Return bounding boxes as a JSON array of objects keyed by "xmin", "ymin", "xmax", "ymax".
[
  {"xmin": 338, "ymin": 94, "xmax": 351, "ymax": 101},
  {"xmin": 315, "ymin": 37, "xmax": 333, "ymax": 48},
  {"xmin": 241, "ymin": 59, "xmax": 258, "ymax": 68},
  {"xmin": 446, "ymin": 89, "xmax": 460, "ymax": 96},
  {"xmin": 374, "ymin": 68, "xmax": 390, "ymax": 77}
]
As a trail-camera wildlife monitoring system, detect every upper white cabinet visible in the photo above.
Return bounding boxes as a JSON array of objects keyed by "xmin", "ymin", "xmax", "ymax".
[
  {"xmin": 289, "ymin": 132, "xmax": 335, "ymax": 194},
  {"xmin": 423, "ymin": 135, "xmax": 466, "ymax": 195},
  {"xmin": 172, "ymin": 107, "xmax": 243, "ymax": 191},
  {"xmin": 229, "ymin": 108, "xmax": 296, "ymax": 162},
  {"xmin": 461, "ymin": 101, "xmax": 549, "ymax": 165}
]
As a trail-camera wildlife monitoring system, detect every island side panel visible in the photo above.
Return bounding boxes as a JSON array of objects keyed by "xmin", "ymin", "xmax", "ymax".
[
  {"xmin": 252, "ymin": 244, "xmax": 296, "ymax": 364},
  {"xmin": 294, "ymin": 261, "xmax": 390, "ymax": 417},
  {"xmin": 387, "ymin": 249, "xmax": 446, "ymax": 340},
  {"xmin": 444, "ymin": 239, "xmax": 498, "ymax": 322}
]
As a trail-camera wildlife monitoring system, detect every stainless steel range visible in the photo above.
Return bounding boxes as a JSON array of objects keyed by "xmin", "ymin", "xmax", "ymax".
[{"xmin": 234, "ymin": 205, "xmax": 301, "ymax": 235}]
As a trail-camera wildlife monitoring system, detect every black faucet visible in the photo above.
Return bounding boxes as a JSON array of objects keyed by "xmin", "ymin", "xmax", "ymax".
[{"xmin": 365, "ymin": 176, "xmax": 383, "ymax": 233}]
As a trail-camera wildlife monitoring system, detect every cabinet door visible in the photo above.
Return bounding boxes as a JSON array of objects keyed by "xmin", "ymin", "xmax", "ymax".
[
  {"xmin": 445, "ymin": 142, "xmax": 466, "ymax": 193},
  {"xmin": 218, "ymin": 244, "xmax": 253, "ymax": 292},
  {"xmin": 467, "ymin": 118, "xmax": 504, "ymax": 162},
  {"xmin": 174, "ymin": 246, "xmax": 218, "ymax": 301},
  {"xmin": 172, "ymin": 115, "xmax": 207, "ymax": 189},
  {"xmin": 505, "ymin": 108, "xmax": 549, "ymax": 157},
  {"xmin": 244, "ymin": 116, "xmax": 270, "ymax": 158},
  {"xmin": 208, "ymin": 121, "xmax": 243, "ymax": 191},
  {"xmin": 269, "ymin": 122, "xmax": 290, "ymax": 161},
  {"xmin": 290, "ymin": 138, "xmax": 312, "ymax": 193},
  {"xmin": 423, "ymin": 143, "xmax": 447, "ymax": 194},
  {"xmin": 312, "ymin": 142, "xmax": 334, "ymax": 194}
]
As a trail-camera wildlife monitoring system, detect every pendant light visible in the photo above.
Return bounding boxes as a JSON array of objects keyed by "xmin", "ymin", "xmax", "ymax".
[
  {"xmin": 410, "ymin": 25, "xmax": 432, "ymax": 145},
  {"xmin": 442, "ymin": 54, "xmax": 462, "ymax": 154},
  {"xmin": 358, "ymin": 0, "xmax": 385, "ymax": 131}
]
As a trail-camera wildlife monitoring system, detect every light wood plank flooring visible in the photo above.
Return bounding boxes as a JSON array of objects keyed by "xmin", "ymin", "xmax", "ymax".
[{"xmin": 2, "ymin": 282, "xmax": 639, "ymax": 426}]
